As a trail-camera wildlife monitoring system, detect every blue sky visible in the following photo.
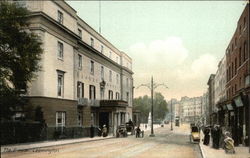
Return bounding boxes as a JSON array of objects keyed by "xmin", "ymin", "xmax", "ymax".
[{"xmin": 67, "ymin": 1, "xmax": 247, "ymax": 100}]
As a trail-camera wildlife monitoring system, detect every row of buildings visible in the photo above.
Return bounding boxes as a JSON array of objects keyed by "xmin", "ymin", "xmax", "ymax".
[
  {"xmin": 168, "ymin": 96, "xmax": 204, "ymax": 124},
  {"xmin": 11, "ymin": 0, "xmax": 134, "ymax": 138},
  {"xmin": 206, "ymin": 4, "xmax": 249, "ymax": 146}
]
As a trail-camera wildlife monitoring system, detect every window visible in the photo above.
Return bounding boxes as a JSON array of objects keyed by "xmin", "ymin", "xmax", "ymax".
[
  {"xmin": 100, "ymin": 88, "xmax": 104, "ymax": 100},
  {"xmin": 126, "ymin": 92, "xmax": 129, "ymax": 102},
  {"xmin": 101, "ymin": 45, "xmax": 104, "ymax": 53},
  {"xmin": 89, "ymin": 85, "xmax": 96, "ymax": 100},
  {"xmin": 108, "ymin": 90, "xmax": 113, "ymax": 100},
  {"xmin": 244, "ymin": 17, "xmax": 246, "ymax": 28},
  {"xmin": 234, "ymin": 58, "xmax": 237, "ymax": 75},
  {"xmin": 101, "ymin": 66, "xmax": 104, "ymax": 80},
  {"xmin": 116, "ymin": 92, "xmax": 120, "ymax": 100},
  {"xmin": 57, "ymin": 41, "xmax": 63, "ymax": 59},
  {"xmin": 56, "ymin": 111, "xmax": 65, "ymax": 127},
  {"xmin": 239, "ymin": 47, "xmax": 242, "ymax": 66},
  {"xmin": 78, "ymin": 54, "xmax": 82, "ymax": 69},
  {"xmin": 90, "ymin": 38, "xmax": 94, "ymax": 47},
  {"xmin": 90, "ymin": 60, "xmax": 94, "ymax": 74},
  {"xmin": 57, "ymin": 11, "xmax": 63, "ymax": 24},
  {"xmin": 109, "ymin": 70, "xmax": 112, "ymax": 82},
  {"xmin": 243, "ymin": 41, "xmax": 247, "ymax": 61},
  {"xmin": 57, "ymin": 72, "xmax": 64, "ymax": 97},
  {"xmin": 78, "ymin": 29, "xmax": 82, "ymax": 39},
  {"xmin": 77, "ymin": 81, "xmax": 84, "ymax": 98},
  {"xmin": 109, "ymin": 51, "xmax": 112, "ymax": 58},
  {"xmin": 116, "ymin": 74, "xmax": 119, "ymax": 84},
  {"xmin": 239, "ymin": 25, "xmax": 242, "ymax": 34},
  {"xmin": 231, "ymin": 62, "xmax": 234, "ymax": 77},
  {"xmin": 126, "ymin": 78, "xmax": 129, "ymax": 87}
]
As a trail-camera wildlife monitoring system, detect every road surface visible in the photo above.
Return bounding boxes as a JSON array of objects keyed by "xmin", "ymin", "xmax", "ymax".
[{"xmin": 2, "ymin": 124, "xmax": 202, "ymax": 158}]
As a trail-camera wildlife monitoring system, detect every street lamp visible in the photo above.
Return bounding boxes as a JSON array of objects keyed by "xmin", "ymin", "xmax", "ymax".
[
  {"xmin": 137, "ymin": 76, "xmax": 168, "ymax": 137},
  {"xmin": 170, "ymin": 99, "xmax": 173, "ymax": 131}
]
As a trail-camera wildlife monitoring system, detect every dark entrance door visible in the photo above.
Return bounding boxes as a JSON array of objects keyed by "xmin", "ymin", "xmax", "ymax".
[{"xmin": 99, "ymin": 112, "xmax": 109, "ymax": 132}]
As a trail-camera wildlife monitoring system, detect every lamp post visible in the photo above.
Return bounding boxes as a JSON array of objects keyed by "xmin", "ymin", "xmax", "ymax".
[
  {"xmin": 137, "ymin": 76, "xmax": 168, "ymax": 137},
  {"xmin": 170, "ymin": 99, "xmax": 173, "ymax": 131}
]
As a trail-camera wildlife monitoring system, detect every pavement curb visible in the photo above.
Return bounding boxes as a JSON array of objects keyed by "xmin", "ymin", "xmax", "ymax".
[
  {"xmin": 199, "ymin": 143, "xmax": 206, "ymax": 158},
  {"xmin": 1, "ymin": 136, "xmax": 115, "ymax": 153}
]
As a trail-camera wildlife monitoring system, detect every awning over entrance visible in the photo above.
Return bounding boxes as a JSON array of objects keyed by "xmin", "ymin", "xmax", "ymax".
[{"xmin": 234, "ymin": 96, "xmax": 243, "ymax": 107}]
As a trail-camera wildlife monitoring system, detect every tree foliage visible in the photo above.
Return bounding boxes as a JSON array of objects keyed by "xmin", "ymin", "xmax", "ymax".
[
  {"xmin": 133, "ymin": 92, "xmax": 168, "ymax": 123},
  {"xmin": 0, "ymin": 2, "xmax": 42, "ymax": 119}
]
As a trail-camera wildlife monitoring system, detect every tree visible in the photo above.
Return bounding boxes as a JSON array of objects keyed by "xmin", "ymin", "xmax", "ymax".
[
  {"xmin": 133, "ymin": 92, "xmax": 168, "ymax": 123},
  {"xmin": 0, "ymin": 2, "xmax": 42, "ymax": 120}
]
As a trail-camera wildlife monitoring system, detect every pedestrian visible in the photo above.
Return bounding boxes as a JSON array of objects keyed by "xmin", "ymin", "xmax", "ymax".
[
  {"xmin": 90, "ymin": 124, "xmax": 94, "ymax": 138},
  {"xmin": 214, "ymin": 125, "xmax": 220, "ymax": 149},
  {"xmin": 223, "ymin": 131, "xmax": 235, "ymax": 154},
  {"xmin": 203, "ymin": 126, "xmax": 210, "ymax": 145},
  {"xmin": 145, "ymin": 124, "xmax": 147, "ymax": 130},
  {"xmin": 102, "ymin": 124, "xmax": 108, "ymax": 137},
  {"xmin": 136, "ymin": 126, "xmax": 141, "ymax": 138}
]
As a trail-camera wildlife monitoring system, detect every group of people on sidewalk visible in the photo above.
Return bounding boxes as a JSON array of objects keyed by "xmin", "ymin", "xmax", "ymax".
[{"xmin": 202, "ymin": 125, "xmax": 235, "ymax": 154}]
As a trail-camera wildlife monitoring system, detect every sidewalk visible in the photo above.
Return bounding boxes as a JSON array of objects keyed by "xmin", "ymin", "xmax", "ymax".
[
  {"xmin": 1, "ymin": 135, "xmax": 114, "ymax": 153},
  {"xmin": 199, "ymin": 132, "xmax": 250, "ymax": 158}
]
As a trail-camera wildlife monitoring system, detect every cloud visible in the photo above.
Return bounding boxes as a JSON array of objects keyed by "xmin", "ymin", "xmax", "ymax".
[
  {"xmin": 129, "ymin": 37, "xmax": 219, "ymax": 100},
  {"xmin": 129, "ymin": 36, "xmax": 188, "ymax": 69}
]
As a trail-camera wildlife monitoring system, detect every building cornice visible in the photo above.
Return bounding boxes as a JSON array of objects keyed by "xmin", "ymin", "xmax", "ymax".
[{"xmin": 28, "ymin": 12, "xmax": 133, "ymax": 75}]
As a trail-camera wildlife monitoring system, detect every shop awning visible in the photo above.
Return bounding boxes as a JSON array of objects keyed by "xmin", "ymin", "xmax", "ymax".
[
  {"xmin": 234, "ymin": 96, "xmax": 243, "ymax": 107},
  {"xmin": 226, "ymin": 103, "xmax": 233, "ymax": 111}
]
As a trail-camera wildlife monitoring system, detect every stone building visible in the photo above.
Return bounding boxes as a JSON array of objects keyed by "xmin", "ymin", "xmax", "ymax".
[{"xmin": 14, "ymin": 0, "xmax": 134, "ymax": 138}]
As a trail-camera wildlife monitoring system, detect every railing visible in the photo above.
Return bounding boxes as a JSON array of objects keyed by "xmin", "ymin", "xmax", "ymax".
[{"xmin": 78, "ymin": 98, "xmax": 100, "ymax": 107}]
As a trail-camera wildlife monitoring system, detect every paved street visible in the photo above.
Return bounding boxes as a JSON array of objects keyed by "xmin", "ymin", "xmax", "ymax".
[{"xmin": 2, "ymin": 124, "xmax": 202, "ymax": 158}]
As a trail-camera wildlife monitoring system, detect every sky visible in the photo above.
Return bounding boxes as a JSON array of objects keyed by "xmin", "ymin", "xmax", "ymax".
[{"xmin": 67, "ymin": 1, "xmax": 248, "ymax": 100}]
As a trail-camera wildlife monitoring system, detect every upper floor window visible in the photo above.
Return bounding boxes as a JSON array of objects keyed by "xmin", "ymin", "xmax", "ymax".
[
  {"xmin": 90, "ymin": 38, "xmax": 94, "ymax": 47},
  {"xmin": 109, "ymin": 51, "xmax": 112, "ymax": 58},
  {"xmin": 126, "ymin": 78, "xmax": 129, "ymax": 87},
  {"xmin": 101, "ymin": 66, "xmax": 104, "ymax": 80},
  {"xmin": 57, "ymin": 71, "xmax": 64, "ymax": 97},
  {"xmin": 116, "ymin": 74, "xmax": 119, "ymax": 84},
  {"xmin": 78, "ymin": 54, "xmax": 82, "ymax": 69},
  {"xmin": 78, "ymin": 29, "xmax": 82, "ymax": 39},
  {"xmin": 239, "ymin": 47, "xmax": 242, "ymax": 66},
  {"xmin": 244, "ymin": 17, "xmax": 246, "ymax": 28},
  {"xmin": 108, "ymin": 90, "xmax": 113, "ymax": 100},
  {"xmin": 243, "ymin": 41, "xmax": 247, "ymax": 61},
  {"xmin": 90, "ymin": 60, "xmax": 94, "ymax": 75},
  {"xmin": 126, "ymin": 92, "xmax": 129, "ymax": 102},
  {"xmin": 116, "ymin": 92, "xmax": 120, "ymax": 100},
  {"xmin": 57, "ymin": 10, "xmax": 63, "ymax": 24},
  {"xmin": 57, "ymin": 41, "xmax": 63, "ymax": 59},
  {"xmin": 89, "ymin": 85, "xmax": 96, "ymax": 100},
  {"xmin": 77, "ymin": 81, "xmax": 84, "ymax": 98},
  {"xmin": 109, "ymin": 70, "xmax": 112, "ymax": 82},
  {"xmin": 101, "ymin": 45, "xmax": 104, "ymax": 53}
]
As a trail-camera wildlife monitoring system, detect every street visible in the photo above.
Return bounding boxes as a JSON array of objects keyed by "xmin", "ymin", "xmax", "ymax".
[{"xmin": 2, "ymin": 124, "xmax": 202, "ymax": 158}]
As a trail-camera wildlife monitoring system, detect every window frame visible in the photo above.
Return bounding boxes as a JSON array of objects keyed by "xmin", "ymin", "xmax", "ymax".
[
  {"xmin": 57, "ymin": 72, "xmax": 64, "ymax": 98},
  {"xmin": 57, "ymin": 10, "xmax": 63, "ymax": 24},
  {"xmin": 57, "ymin": 41, "xmax": 64, "ymax": 60}
]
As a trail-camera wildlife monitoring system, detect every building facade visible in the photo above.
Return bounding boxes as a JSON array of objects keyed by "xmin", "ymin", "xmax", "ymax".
[
  {"xmin": 16, "ymin": 1, "xmax": 133, "ymax": 138},
  {"xmin": 206, "ymin": 4, "xmax": 249, "ymax": 147}
]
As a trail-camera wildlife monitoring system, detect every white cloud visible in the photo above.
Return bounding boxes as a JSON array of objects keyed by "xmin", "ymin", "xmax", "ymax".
[
  {"xmin": 129, "ymin": 36, "xmax": 188, "ymax": 68},
  {"xmin": 130, "ymin": 37, "xmax": 219, "ymax": 100}
]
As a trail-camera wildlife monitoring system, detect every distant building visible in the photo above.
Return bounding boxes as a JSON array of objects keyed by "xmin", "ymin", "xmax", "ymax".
[{"xmin": 207, "ymin": 74, "xmax": 216, "ymax": 125}]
